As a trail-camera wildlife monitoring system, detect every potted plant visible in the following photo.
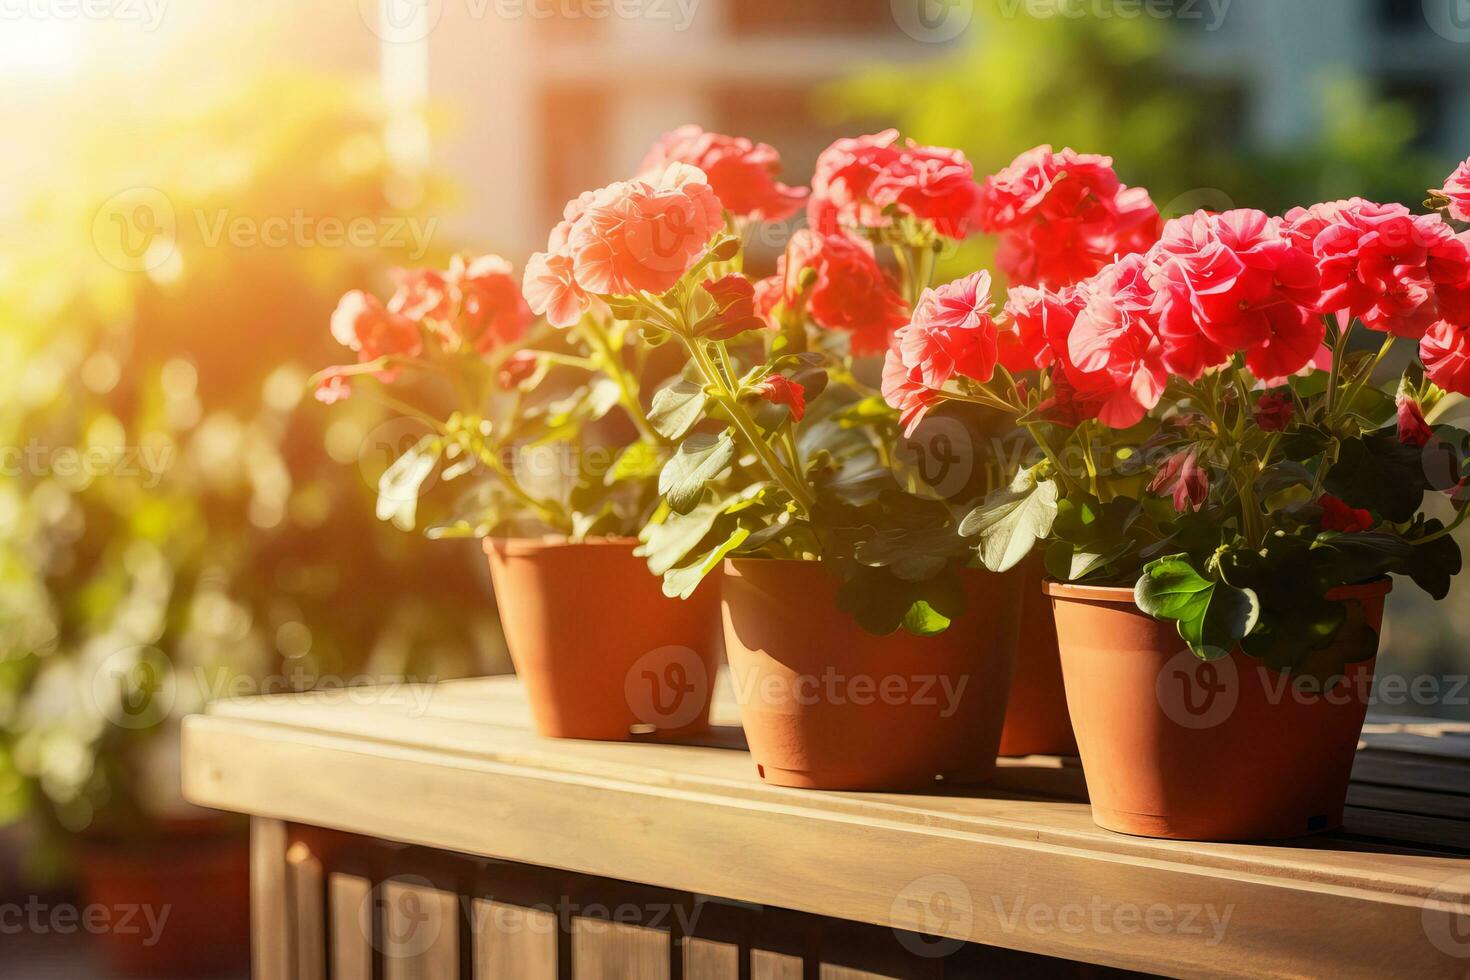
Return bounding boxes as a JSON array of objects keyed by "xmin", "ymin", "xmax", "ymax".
[
  {"xmin": 521, "ymin": 130, "xmax": 1031, "ymax": 789},
  {"xmin": 884, "ymin": 145, "xmax": 1470, "ymax": 839},
  {"xmin": 315, "ymin": 245, "xmax": 728, "ymax": 740}
]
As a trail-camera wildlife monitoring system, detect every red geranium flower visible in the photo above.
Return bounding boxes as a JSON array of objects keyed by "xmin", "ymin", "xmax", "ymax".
[
  {"xmin": 1253, "ymin": 392, "xmax": 1295, "ymax": 432},
  {"xmin": 978, "ymin": 145, "xmax": 1159, "ymax": 289},
  {"xmin": 522, "ymin": 250, "xmax": 590, "ymax": 328},
  {"xmin": 330, "ymin": 290, "xmax": 422, "ymax": 377},
  {"xmin": 895, "ymin": 271, "xmax": 1000, "ymax": 389},
  {"xmin": 778, "ymin": 230, "xmax": 909, "ymax": 355},
  {"xmin": 1421, "ymin": 318, "xmax": 1470, "ymax": 395},
  {"xmin": 1284, "ymin": 199, "xmax": 1467, "ymax": 339},
  {"xmin": 640, "ymin": 125, "xmax": 807, "ymax": 222},
  {"xmin": 698, "ymin": 274, "xmax": 766, "ymax": 339},
  {"xmin": 1319, "ymin": 494, "xmax": 1374, "ymax": 533},
  {"xmin": 753, "ymin": 374, "xmax": 807, "ymax": 422},
  {"xmin": 998, "ymin": 283, "xmax": 1083, "ymax": 373},
  {"xmin": 1395, "ymin": 390, "xmax": 1434, "ymax": 447},
  {"xmin": 807, "ymin": 130, "xmax": 903, "ymax": 234},
  {"xmin": 1148, "ymin": 448, "xmax": 1209, "ymax": 513}
]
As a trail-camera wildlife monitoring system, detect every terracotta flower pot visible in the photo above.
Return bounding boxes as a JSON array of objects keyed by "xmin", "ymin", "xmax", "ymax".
[
  {"xmin": 73, "ymin": 829, "xmax": 250, "ymax": 978},
  {"xmin": 485, "ymin": 536, "xmax": 722, "ymax": 740},
  {"xmin": 721, "ymin": 558, "xmax": 1022, "ymax": 790},
  {"xmin": 1048, "ymin": 579, "xmax": 1391, "ymax": 841},
  {"xmin": 998, "ymin": 557, "xmax": 1078, "ymax": 757}
]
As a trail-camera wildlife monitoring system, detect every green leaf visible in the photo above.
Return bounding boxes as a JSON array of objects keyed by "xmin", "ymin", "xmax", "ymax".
[
  {"xmin": 835, "ymin": 565, "xmax": 965, "ymax": 636},
  {"xmin": 648, "ymin": 380, "xmax": 708, "ymax": 442},
  {"xmin": 662, "ymin": 526, "xmax": 750, "ymax": 599},
  {"xmin": 606, "ymin": 442, "xmax": 665, "ymax": 485},
  {"xmin": 376, "ymin": 436, "xmax": 442, "ymax": 531},
  {"xmin": 1135, "ymin": 555, "xmax": 1260, "ymax": 660},
  {"xmin": 958, "ymin": 473, "xmax": 1059, "ymax": 573},
  {"xmin": 901, "ymin": 600, "xmax": 954, "ymax": 637},
  {"xmin": 1325, "ymin": 433, "xmax": 1431, "ymax": 523},
  {"xmin": 658, "ymin": 431, "xmax": 736, "ymax": 515},
  {"xmin": 1404, "ymin": 522, "xmax": 1462, "ymax": 600}
]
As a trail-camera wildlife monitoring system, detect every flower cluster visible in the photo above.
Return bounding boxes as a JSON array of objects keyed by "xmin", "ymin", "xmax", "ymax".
[
  {"xmin": 977, "ymin": 145, "xmax": 1159, "ymax": 288},
  {"xmin": 807, "ymin": 129, "xmax": 984, "ymax": 240},
  {"xmin": 639, "ymin": 124, "xmax": 807, "ymax": 222},
  {"xmin": 523, "ymin": 163, "xmax": 725, "ymax": 327},
  {"xmin": 319, "ymin": 252, "xmax": 529, "ymax": 403}
]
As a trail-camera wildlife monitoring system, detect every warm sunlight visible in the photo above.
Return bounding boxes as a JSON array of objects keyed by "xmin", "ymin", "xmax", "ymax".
[{"xmin": 0, "ymin": 17, "xmax": 88, "ymax": 78}]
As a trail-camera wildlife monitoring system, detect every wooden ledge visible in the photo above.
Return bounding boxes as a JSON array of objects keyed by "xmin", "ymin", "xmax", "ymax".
[{"xmin": 182, "ymin": 676, "xmax": 1470, "ymax": 980}]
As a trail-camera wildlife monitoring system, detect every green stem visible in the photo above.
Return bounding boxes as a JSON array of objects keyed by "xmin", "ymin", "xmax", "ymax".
[
  {"xmin": 679, "ymin": 333, "xmax": 816, "ymax": 515},
  {"xmin": 1325, "ymin": 318, "xmax": 1352, "ymax": 420},
  {"xmin": 471, "ymin": 441, "xmax": 570, "ymax": 532},
  {"xmin": 580, "ymin": 316, "xmax": 664, "ymax": 446}
]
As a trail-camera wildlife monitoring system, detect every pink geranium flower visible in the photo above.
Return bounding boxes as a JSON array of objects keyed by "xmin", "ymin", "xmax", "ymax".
[
  {"xmin": 978, "ymin": 145, "xmax": 1159, "ymax": 288},
  {"xmin": 313, "ymin": 367, "xmax": 353, "ymax": 404},
  {"xmin": 1439, "ymin": 157, "xmax": 1470, "ymax": 223},
  {"xmin": 569, "ymin": 163, "xmax": 725, "ymax": 296},
  {"xmin": 868, "ymin": 141, "xmax": 984, "ymax": 240},
  {"xmin": 390, "ymin": 255, "xmax": 531, "ymax": 354},
  {"xmin": 1067, "ymin": 254, "xmax": 1169, "ymax": 429},
  {"xmin": 640, "ymin": 125, "xmax": 807, "ymax": 222},
  {"xmin": 522, "ymin": 251, "xmax": 590, "ymax": 328},
  {"xmin": 1284, "ymin": 199, "xmax": 1466, "ymax": 339},
  {"xmin": 1147, "ymin": 210, "xmax": 1323, "ymax": 381},
  {"xmin": 895, "ymin": 271, "xmax": 1001, "ymax": 389}
]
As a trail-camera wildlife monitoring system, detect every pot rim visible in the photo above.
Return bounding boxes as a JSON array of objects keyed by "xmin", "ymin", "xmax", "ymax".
[
  {"xmin": 1042, "ymin": 576, "xmax": 1394, "ymax": 603},
  {"xmin": 484, "ymin": 534, "xmax": 639, "ymax": 557}
]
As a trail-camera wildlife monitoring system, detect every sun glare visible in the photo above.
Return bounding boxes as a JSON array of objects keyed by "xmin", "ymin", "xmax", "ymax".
[{"xmin": 0, "ymin": 20, "xmax": 89, "ymax": 79}]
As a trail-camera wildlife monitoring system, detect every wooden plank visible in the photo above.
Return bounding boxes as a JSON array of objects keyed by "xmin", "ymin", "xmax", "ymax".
[
  {"xmin": 286, "ymin": 842, "xmax": 326, "ymax": 980},
  {"xmin": 819, "ymin": 968, "xmax": 896, "ymax": 980},
  {"xmin": 682, "ymin": 937, "xmax": 738, "ymax": 979},
  {"xmin": 381, "ymin": 877, "xmax": 460, "ymax": 980},
  {"xmin": 472, "ymin": 899, "xmax": 557, "ymax": 980},
  {"xmin": 184, "ymin": 716, "xmax": 1470, "ymax": 980},
  {"xmin": 250, "ymin": 818, "xmax": 290, "ymax": 980},
  {"xmin": 329, "ymin": 873, "xmax": 374, "ymax": 980},
  {"xmin": 750, "ymin": 949, "xmax": 803, "ymax": 980},
  {"xmin": 570, "ymin": 917, "xmax": 669, "ymax": 980}
]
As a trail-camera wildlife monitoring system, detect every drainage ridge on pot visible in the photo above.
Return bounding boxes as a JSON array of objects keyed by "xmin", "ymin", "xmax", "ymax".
[
  {"xmin": 1046, "ymin": 578, "xmax": 1391, "ymax": 842},
  {"xmin": 721, "ymin": 557, "xmax": 1023, "ymax": 791},
  {"xmin": 485, "ymin": 536, "xmax": 723, "ymax": 741}
]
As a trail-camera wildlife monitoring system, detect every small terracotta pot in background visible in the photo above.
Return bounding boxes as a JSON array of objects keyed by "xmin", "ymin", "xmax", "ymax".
[
  {"xmin": 74, "ymin": 828, "xmax": 250, "ymax": 978},
  {"xmin": 721, "ymin": 559, "xmax": 1022, "ymax": 790},
  {"xmin": 1049, "ymin": 579, "xmax": 1391, "ymax": 841},
  {"xmin": 485, "ymin": 536, "xmax": 722, "ymax": 740},
  {"xmin": 998, "ymin": 557, "xmax": 1077, "ymax": 757}
]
